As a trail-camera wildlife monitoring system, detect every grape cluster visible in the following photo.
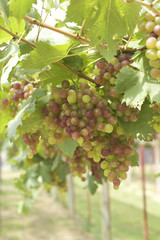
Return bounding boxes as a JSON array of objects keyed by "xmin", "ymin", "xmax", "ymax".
[
  {"xmin": 0, "ymin": 82, "xmax": 36, "ymax": 117},
  {"xmin": 93, "ymin": 56, "xmax": 140, "ymax": 122},
  {"xmin": 41, "ymin": 78, "xmax": 135, "ymax": 189},
  {"xmin": 22, "ymin": 132, "xmax": 40, "ymax": 157},
  {"xmin": 138, "ymin": 13, "xmax": 160, "ymax": 80}
]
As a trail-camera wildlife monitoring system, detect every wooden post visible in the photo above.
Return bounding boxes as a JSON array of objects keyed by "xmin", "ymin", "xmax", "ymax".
[
  {"xmin": 51, "ymin": 186, "xmax": 58, "ymax": 200},
  {"xmin": 67, "ymin": 173, "xmax": 75, "ymax": 218},
  {"xmin": 139, "ymin": 144, "xmax": 149, "ymax": 240},
  {"xmin": 102, "ymin": 181, "xmax": 112, "ymax": 240},
  {"xmin": 86, "ymin": 190, "xmax": 91, "ymax": 224},
  {"xmin": 153, "ymin": 140, "xmax": 160, "ymax": 194}
]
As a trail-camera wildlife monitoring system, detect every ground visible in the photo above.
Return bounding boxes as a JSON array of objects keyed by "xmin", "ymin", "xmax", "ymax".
[{"xmin": 1, "ymin": 171, "xmax": 96, "ymax": 240}]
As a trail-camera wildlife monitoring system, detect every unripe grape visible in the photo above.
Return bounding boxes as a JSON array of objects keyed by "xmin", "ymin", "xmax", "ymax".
[
  {"xmin": 145, "ymin": 49, "xmax": 157, "ymax": 60},
  {"xmin": 13, "ymin": 82, "xmax": 21, "ymax": 90},
  {"xmin": 154, "ymin": 25, "xmax": 160, "ymax": 36},
  {"xmin": 145, "ymin": 13, "xmax": 154, "ymax": 21},
  {"xmin": 82, "ymin": 95, "xmax": 91, "ymax": 103},
  {"xmin": 67, "ymin": 94, "xmax": 77, "ymax": 104},
  {"xmin": 104, "ymin": 169, "xmax": 111, "ymax": 177},
  {"xmin": 80, "ymin": 82, "xmax": 89, "ymax": 90},
  {"xmin": 145, "ymin": 21, "xmax": 155, "ymax": 33},
  {"xmin": 96, "ymin": 61, "xmax": 106, "ymax": 69},
  {"xmin": 104, "ymin": 72, "xmax": 111, "ymax": 80},
  {"xmin": 146, "ymin": 37, "xmax": 157, "ymax": 48},
  {"xmin": 150, "ymin": 68, "xmax": 160, "ymax": 78},
  {"xmin": 100, "ymin": 161, "xmax": 108, "ymax": 169},
  {"xmin": 120, "ymin": 171, "xmax": 127, "ymax": 180},
  {"xmin": 155, "ymin": 16, "xmax": 160, "ymax": 24},
  {"xmin": 138, "ymin": 21, "xmax": 146, "ymax": 32},
  {"xmin": 104, "ymin": 124, "xmax": 113, "ymax": 133},
  {"xmin": 93, "ymin": 155, "xmax": 101, "ymax": 162},
  {"xmin": 62, "ymin": 80, "xmax": 70, "ymax": 89},
  {"xmin": 93, "ymin": 68, "xmax": 100, "ymax": 75}
]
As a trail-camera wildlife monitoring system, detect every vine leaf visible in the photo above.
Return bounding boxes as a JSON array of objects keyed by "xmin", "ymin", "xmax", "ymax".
[
  {"xmin": 118, "ymin": 101, "xmax": 155, "ymax": 141},
  {"xmin": 116, "ymin": 66, "xmax": 160, "ymax": 109},
  {"xmin": 20, "ymin": 95, "xmax": 49, "ymax": 134},
  {"xmin": 9, "ymin": 0, "xmax": 37, "ymax": 20},
  {"xmin": 0, "ymin": 17, "xmax": 12, "ymax": 44},
  {"xmin": 55, "ymin": 139, "xmax": 79, "ymax": 158},
  {"xmin": 39, "ymin": 63, "xmax": 76, "ymax": 86},
  {"xmin": 21, "ymin": 42, "xmax": 69, "ymax": 70},
  {"xmin": 0, "ymin": 41, "xmax": 19, "ymax": 83},
  {"xmin": 87, "ymin": 174, "xmax": 98, "ymax": 195},
  {"xmin": 65, "ymin": 0, "xmax": 140, "ymax": 60},
  {"xmin": 131, "ymin": 151, "xmax": 139, "ymax": 167},
  {"xmin": 7, "ymin": 89, "xmax": 46, "ymax": 140}
]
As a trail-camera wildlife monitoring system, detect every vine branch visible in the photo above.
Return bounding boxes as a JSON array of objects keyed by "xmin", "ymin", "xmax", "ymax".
[
  {"xmin": 0, "ymin": 25, "xmax": 35, "ymax": 48},
  {"xmin": 24, "ymin": 16, "xmax": 90, "ymax": 44},
  {"xmin": 56, "ymin": 62, "xmax": 95, "ymax": 83}
]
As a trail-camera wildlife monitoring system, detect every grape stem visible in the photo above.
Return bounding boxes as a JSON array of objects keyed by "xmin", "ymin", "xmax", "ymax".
[
  {"xmin": 0, "ymin": 25, "xmax": 36, "ymax": 48},
  {"xmin": 24, "ymin": 16, "xmax": 91, "ymax": 44},
  {"xmin": 152, "ymin": 0, "xmax": 160, "ymax": 6},
  {"xmin": 0, "ymin": 25, "xmax": 96, "ymax": 84},
  {"xmin": 123, "ymin": 0, "xmax": 160, "ymax": 15},
  {"xmin": 56, "ymin": 62, "xmax": 95, "ymax": 84}
]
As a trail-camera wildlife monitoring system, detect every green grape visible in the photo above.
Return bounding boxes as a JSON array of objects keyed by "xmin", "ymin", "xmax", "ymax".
[
  {"xmin": 93, "ymin": 68, "xmax": 100, "ymax": 75},
  {"xmin": 67, "ymin": 94, "xmax": 77, "ymax": 104},
  {"xmin": 145, "ymin": 21, "xmax": 155, "ymax": 32},
  {"xmin": 82, "ymin": 95, "xmax": 91, "ymax": 103},
  {"xmin": 104, "ymin": 124, "xmax": 113, "ymax": 133},
  {"xmin": 145, "ymin": 49, "xmax": 157, "ymax": 60},
  {"xmin": 146, "ymin": 37, "xmax": 157, "ymax": 49},
  {"xmin": 100, "ymin": 161, "xmax": 108, "ymax": 169}
]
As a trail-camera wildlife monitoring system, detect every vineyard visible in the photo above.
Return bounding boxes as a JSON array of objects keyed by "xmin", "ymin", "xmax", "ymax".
[{"xmin": 0, "ymin": 0, "xmax": 160, "ymax": 239}]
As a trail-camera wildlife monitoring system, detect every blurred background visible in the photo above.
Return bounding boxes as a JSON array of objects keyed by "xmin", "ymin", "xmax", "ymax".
[{"xmin": 0, "ymin": 140, "xmax": 160, "ymax": 240}]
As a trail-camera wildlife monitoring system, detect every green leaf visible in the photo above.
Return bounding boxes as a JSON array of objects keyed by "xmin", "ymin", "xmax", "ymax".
[
  {"xmin": 1, "ymin": 53, "xmax": 19, "ymax": 85},
  {"xmin": 56, "ymin": 161, "xmax": 70, "ymax": 181},
  {"xmin": 21, "ymin": 41, "xmax": 69, "ymax": 70},
  {"xmin": 10, "ymin": 0, "xmax": 37, "ymax": 19},
  {"xmin": 51, "ymin": 154, "xmax": 61, "ymax": 171},
  {"xmin": 131, "ymin": 151, "xmax": 139, "ymax": 167},
  {"xmin": 9, "ymin": 17, "xmax": 25, "ymax": 35},
  {"xmin": 39, "ymin": 63, "xmax": 76, "ymax": 86},
  {"xmin": 118, "ymin": 101, "xmax": 155, "ymax": 141},
  {"xmin": 55, "ymin": 139, "xmax": 78, "ymax": 158},
  {"xmin": 0, "ymin": 41, "xmax": 19, "ymax": 84},
  {"xmin": 20, "ymin": 95, "xmax": 49, "ymax": 133},
  {"xmin": 0, "ymin": 0, "xmax": 9, "ymax": 22},
  {"xmin": 65, "ymin": 0, "xmax": 140, "ymax": 60},
  {"xmin": 63, "ymin": 55, "xmax": 83, "ymax": 71},
  {"xmin": 0, "ymin": 17, "xmax": 12, "ymax": 44},
  {"xmin": 87, "ymin": 175, "xmax": 98, "ymax": 195},
  {"xmin": 0, "ymin": 111, "xmax": 12, "ymax": 134},
  {"xmin": 7, "ymin": 88, "xmax": 46, "ymax": 140},
  {"xmin": 116, "ymin": 66, "xmax": 160, "ymax": 109},
  {"xmin": 39, "ymin": 162, "xmax": 52, "ymax": 184}
]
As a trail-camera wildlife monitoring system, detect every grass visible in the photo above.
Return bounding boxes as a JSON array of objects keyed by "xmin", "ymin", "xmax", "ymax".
[
  {"xmin": 58, "ymin": 166, "xmax": 160, "ymax": 240},
  {"xmin": 1, "ymin": 167, "xmax": 160, "ymax": 240}
]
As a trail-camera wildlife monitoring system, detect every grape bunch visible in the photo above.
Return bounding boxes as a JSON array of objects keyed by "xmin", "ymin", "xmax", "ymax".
[
  {"xmin": 93, "ymin": 56, "xmax": 140, "ymax": 122},
  {"xmin": 22, "ymin": 132, "xmax": 40, "ymax": 158},
  {"xmin": 138, "ymin": 12, "xmax": 160, "ymax": 79},
  {"xmin": 0, "ymin": 82, "xmax": 36, "ymax": 117},
  {"xmin": 41, "ymin": 78, "xmax": 136, "ymax": 189}
]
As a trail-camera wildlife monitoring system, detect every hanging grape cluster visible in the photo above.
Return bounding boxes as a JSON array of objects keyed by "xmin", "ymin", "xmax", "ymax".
[
  {"xmin": 138, "ymin": 13, "xmax": 160, "ymax": 80},
  {"xmin": 0, "ymin": 82, "xmax": 36, "ymax": 117}
]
